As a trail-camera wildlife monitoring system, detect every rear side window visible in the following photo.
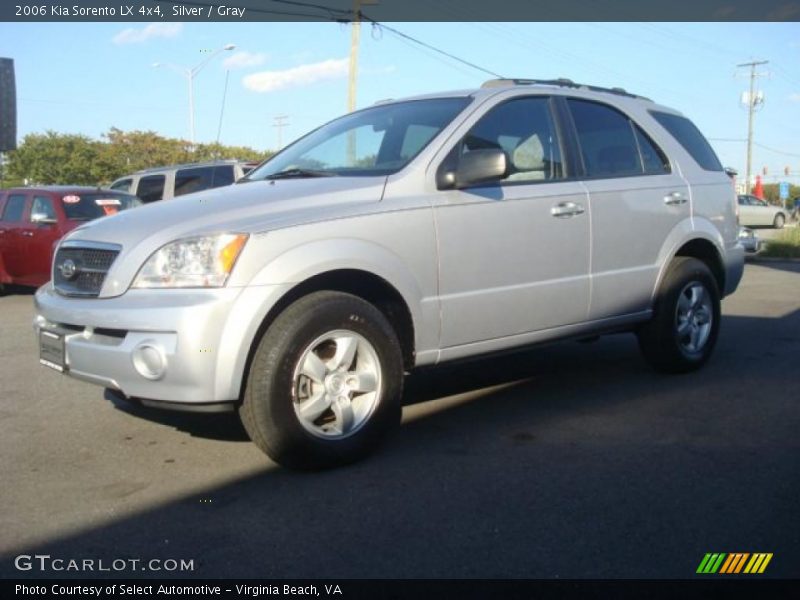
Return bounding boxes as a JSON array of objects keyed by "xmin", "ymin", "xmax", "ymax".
[
  {"xmin": 568, "ymin": 99, "xmax": 669, "ymax": 178},
  {"xmin": 650, "ymin": 111, "xmax": 722, "ymax": 172},
  {"xmin": 136, "ymin": 175, "xmax": 166, "ymax": 203},
  {"xmin": 175, "ymin": 167, "xmax": 213, "ymax": 197},
  {"xmin": 212, "ymin": 165, "xmax": 235, "ymax": 187},
  {"xmin": 62, "ymin": 192, "xmax": 138, "ymax": 220},
  {"xmin": 2, "ymin": 194, "xmax": 26, "ymax": 221}
]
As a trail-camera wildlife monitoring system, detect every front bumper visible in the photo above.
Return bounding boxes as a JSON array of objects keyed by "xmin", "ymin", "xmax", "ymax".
[{"xmin": 34, "ymin": 282, "xmax": 291, "ymax": 405}]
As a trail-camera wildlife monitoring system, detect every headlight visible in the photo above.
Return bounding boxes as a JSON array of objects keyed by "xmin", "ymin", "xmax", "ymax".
[{"xmin": 132, "ymin": 233, "xmax": 248, "ymax": 288}]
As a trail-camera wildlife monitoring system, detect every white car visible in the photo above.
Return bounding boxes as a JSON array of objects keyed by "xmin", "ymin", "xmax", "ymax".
[{"xmin": 737, "ymin": 195, "xmax": 786, "ymax": 228}]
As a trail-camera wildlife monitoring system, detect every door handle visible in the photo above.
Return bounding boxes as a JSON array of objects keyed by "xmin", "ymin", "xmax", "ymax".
[
  {"xmin": 664, "ymin": 192, "xmax": 688, "ymax": 205},
  {"xmin": 551, "ymin": 201, "xmax": 585, "ymax": 218},
  {"xmin": 21, "ymin": 231, "xmax": 34, "ymax": 237}
]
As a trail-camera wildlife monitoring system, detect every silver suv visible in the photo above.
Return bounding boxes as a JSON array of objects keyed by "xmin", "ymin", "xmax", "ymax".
[{"xmin": 34, "ymin": 79, "xmax": 744, "ymax": 469}]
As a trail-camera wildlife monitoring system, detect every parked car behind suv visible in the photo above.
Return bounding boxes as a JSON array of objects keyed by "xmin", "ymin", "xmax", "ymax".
[
  {"xmin": 34, "ymin": 78, "xmax": 744, "ymax": 469},
  {"xmin": 737, "ymin": 194, "xmax": 786, "ymax": 228},
  {"xmin": 109, "ymin": 160, "xmax": 256, "ymax": 203},
  {"xmin": 0, "ymin": 186, "xmax": 140, "ymax": 292}
]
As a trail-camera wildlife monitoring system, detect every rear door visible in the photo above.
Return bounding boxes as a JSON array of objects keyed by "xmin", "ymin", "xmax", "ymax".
[{"xmin": 564, "ymin": 97, "xmax": 689, "ymax": 320}]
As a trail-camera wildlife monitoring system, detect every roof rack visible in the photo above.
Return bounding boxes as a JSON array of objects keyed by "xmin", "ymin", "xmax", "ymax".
[{"xmin": 480, "ymin": 78, "xmax": 652, "ymax": 101}]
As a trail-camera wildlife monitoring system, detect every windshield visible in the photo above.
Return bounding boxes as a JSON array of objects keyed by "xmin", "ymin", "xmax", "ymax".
[
  {"xmin": 246, "ymin": 97, "xmax": 471, "ymax": 180},
  {"xmin": 62, "ymin": 191, "xmax": 142, "ymax": 221}
]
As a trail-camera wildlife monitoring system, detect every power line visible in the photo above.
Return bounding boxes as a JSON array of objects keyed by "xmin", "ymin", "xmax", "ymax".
[
  {"xmin": 360, "ymin": 18, "xmax": 503, "ymax": 79},
  {"xmin": 753, "ymin": 142, "xmax": 800, "ymax": 158}
]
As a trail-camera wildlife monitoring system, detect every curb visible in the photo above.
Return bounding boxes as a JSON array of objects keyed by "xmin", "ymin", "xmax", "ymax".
[{"xmin": 745, "ymin": 254, "xmax": 800, "ymax": 263}]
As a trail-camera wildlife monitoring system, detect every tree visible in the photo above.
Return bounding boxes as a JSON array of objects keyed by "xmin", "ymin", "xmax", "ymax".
[
  {"xmin": 5, "ymin": 131, "xmax": 104, "ymax": 185},
  {"xmin": 4, "ymin": 128, "xmax": 274, "ymax": 188}
]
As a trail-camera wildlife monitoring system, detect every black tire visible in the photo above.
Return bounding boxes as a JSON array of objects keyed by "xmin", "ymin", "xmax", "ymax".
[
  {"xmin": 240, "ymin": 291, "xmax": 404, "ymax": 470},
  {"xmin": 637, "ymin": 257, "xmax": 721, "ymax": 374},
  {"xmin": 773, "ymin": 213, "xmax": 785, "ymax": 229}
]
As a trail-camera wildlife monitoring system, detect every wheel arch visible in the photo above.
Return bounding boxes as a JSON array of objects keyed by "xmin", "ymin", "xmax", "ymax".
[
  {"xmin": 238, "ymin": 268, "xmax": 418, "ymax": 402},
  {"xmin": 674, "ymin": 238, "xmax": 726, "ymax": 293},
  {"xmin": 653, "ymin": 220, "xmax": 727, "ymax": 303}
]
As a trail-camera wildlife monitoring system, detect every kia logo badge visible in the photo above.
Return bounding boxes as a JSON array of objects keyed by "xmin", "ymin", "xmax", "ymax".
[{"xmin": 60, "ymin": 259, "xmax": 78, "ymax": 280}]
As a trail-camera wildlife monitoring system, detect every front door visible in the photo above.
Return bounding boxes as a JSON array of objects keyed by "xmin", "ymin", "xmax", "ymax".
[{"xmin": 434, "ymin": 96, "xmax": 591, "ymax": 351}]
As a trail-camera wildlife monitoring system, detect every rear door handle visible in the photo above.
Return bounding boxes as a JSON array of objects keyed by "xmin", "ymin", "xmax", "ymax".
[
  {"xmin": 551, "ymin": 201, "xmax": 585, "ymax": 218},
  {"xmin": 664, "ymin": 192, "xmax": 688, "ymax": 205}
]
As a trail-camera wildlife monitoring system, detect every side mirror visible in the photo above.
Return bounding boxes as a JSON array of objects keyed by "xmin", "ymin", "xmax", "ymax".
[
  {"xmin": 453, "ymin": 149, "xmax": 508, "ymax": 189},
  {"xmin": 31, "ymin": 212, "xmax": 57, "ymax": 225},
  {"xmin": 724, "ymin": 167, "xmax": 738, "ymax": 179}
]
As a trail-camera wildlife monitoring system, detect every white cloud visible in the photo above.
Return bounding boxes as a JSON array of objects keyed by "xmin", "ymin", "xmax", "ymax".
[
  {"xmin": 113, "ymin": 23, "xmax": 183, "ymax": 45},
  {"xmin": 223, "ymin": 51, "xmax": 267, "ymax": 70},
  {"xmin": 243, "ymin": 58, "xmax": 349, "ymax": 93},
  {"xmin": 790, "ymin": 93, "xmax": 800, "ymax": 102}
]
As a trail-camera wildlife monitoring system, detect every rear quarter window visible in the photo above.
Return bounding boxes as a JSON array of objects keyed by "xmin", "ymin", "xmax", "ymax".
[
  {"xmin": 650, "ymin": 111, "xmax": 722, "ymax": 172},
  {"xmin": 2, "ymin": 194, "xmax": 26, "ymax": 221}
]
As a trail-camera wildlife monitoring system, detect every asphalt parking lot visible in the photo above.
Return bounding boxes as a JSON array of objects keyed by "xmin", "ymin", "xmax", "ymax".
[{"xmin": 1, "ymin": 261, "xmax": 799, "ymax": 579}]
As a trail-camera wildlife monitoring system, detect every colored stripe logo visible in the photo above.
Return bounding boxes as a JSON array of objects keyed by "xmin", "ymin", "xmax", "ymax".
[{"xmin": 697, "ymin": 553, "xmax": 773, "ymax": 574}]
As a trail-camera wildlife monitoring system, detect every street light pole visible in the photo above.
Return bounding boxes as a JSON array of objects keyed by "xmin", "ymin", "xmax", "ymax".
[{"xmin": 154, "ymin": 44, "xmax": 236, "ymax": 147}]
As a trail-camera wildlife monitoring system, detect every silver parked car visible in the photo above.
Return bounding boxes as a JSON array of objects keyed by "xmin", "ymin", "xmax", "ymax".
[
  {"xmin": 738, "ymin": 227, "xmax": 761, "ymax": 253},
  {"xmin": 34, "ymin": 78, "xmax": 744, "ymax": 469},
  {"xmin": 109, "ymin": 160, "xmax": 256, "ymax": 203},
  {"xmin": 737, "ymin": 194, "xmax": 786, "ymax": 228}
]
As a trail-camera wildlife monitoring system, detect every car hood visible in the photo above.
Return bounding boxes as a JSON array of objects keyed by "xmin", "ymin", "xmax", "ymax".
[
  {"xmin": 62, "ymin": 176, "xmax": 387, "ymax": 297},
  {"xmin": 66, "ymin": 176, "xmax": 388, "ymax": 245}
]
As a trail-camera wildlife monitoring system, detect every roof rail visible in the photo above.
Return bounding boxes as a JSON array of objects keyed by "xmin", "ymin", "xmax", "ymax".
[{"xmin": 480, "ymin": 78, "xmax": 651, "ymax": 101}]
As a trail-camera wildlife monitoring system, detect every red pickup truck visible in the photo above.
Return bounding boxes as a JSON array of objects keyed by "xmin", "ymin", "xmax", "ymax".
[{"xmin": 0, "ymin": 186, "xmax": 140, "ymax": 291}]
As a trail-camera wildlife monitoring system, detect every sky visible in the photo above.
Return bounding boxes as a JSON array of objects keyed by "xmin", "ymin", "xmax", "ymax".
[{"xmin": 1, "ymin": 20, "xmax": 799, "ymax": 184}]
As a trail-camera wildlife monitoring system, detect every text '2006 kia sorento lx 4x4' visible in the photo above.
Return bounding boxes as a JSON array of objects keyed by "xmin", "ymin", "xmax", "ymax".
[{"xmin": 34, "ymin": 79, "xmax": 744, "ymax": 470}]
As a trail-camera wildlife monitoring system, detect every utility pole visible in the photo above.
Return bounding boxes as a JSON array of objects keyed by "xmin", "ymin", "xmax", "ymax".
[
  {"xmin": 273, "ymin": 115, "xmax": 290, "ymax": 150},
  {"xmin": 737, "ymin": 59, "xmax": 769, "ymax": 193},
  {"xmin": 347, "ymin": 0, "xmax": 362, "ymax": 114}
]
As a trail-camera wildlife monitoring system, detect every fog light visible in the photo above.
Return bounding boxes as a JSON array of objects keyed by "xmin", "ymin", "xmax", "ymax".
[{"xmin": 132, "ymin": 342, "xmax": 167, "ymax": 380}]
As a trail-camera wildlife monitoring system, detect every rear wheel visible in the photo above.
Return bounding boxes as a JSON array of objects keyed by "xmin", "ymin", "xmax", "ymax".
[
  {"xmin": 773, "ymin": 213, "xmax": 785, "ymax": 229},
  {"xmin": 637, "ymin": 257, "xmax": 720, "ymax": 373},
  {"xmin": 240, "ymin": 291, "xmax": 404, "ymax": 470}
]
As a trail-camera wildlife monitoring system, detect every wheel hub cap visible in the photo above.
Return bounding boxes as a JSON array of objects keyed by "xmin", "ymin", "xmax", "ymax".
[
  {"xmin": 291, "ymin": 330, "xmax": 382, "ymax": 439},
  {"xmin": 675, "ymin": 281, "xmax": 713, "ymax": 355}
]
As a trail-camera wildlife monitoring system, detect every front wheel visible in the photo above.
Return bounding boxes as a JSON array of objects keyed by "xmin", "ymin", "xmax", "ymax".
[
  {"xmin": 240, "ymin": 291, "xmax": 404, "ymax": 470},
  {"xmin": 637, "ymin": 257, "xmax": 721, "ymax": 373}
]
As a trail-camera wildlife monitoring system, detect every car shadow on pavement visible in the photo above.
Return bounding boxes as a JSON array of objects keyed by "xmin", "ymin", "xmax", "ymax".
[
  {"xmin": 102, "ymin": 331, "xmax": 645, "ymax": 444},
  {"xmin": 3, "ymin": 308, "xmax": 799, "ymax": 579}
]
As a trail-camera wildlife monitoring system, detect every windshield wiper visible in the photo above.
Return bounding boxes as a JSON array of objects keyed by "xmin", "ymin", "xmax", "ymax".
[{"xmin": 264, "ymin": 168, "xmax": 337, "ymax": 180}]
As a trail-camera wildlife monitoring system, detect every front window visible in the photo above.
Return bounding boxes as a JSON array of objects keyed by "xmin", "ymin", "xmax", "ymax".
[
  {"xmin": 246, "ymin": 97, "xmax": 471, "ymax": 180},
  {"xmin": 31, "ymin": 196, "xmax": 57, "ymax": 221}
]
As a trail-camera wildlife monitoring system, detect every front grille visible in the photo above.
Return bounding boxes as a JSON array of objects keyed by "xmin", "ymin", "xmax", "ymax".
[{"xmin": 53, "ymin": 243, "xmax": 121, "ymax": 297}]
